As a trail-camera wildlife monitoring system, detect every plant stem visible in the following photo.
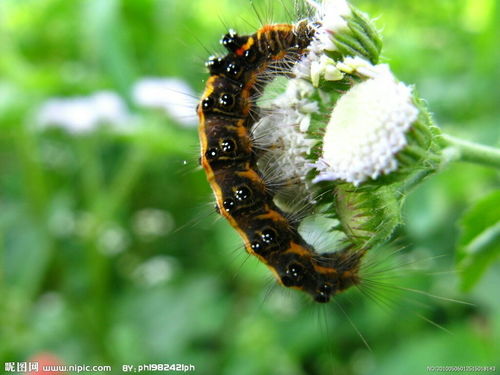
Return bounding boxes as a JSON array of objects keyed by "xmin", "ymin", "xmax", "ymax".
[{"xmin": 440, "ymin": 134, "xmax": 500, "ymax": 169}]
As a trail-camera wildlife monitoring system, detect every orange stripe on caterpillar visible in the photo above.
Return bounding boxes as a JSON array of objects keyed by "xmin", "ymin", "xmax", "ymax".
[{"xmin": 198, "ymin": 21, "xmax": 363, "ymax": 303}]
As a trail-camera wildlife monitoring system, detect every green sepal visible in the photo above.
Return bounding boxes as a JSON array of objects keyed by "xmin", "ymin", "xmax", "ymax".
[
  {"xmin": 329, "ymin": 5, "xmax": 382, "ymax": 64},
  {"xmin": 331, "ymin": 183, "xmax": 403, "ymax": 249}
]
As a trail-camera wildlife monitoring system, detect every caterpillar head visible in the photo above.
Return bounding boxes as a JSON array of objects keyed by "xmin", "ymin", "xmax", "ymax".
[
  {"xmin": 275, "ymin": 249, "xmax": 364, "ymax": 303},
  {"xmin": 311, "ymin": 250, "xmax": 365, "ymax": 302},
  {"xmin": 220, "ymin": 29, "xmax": 249, "ymax": 53}
]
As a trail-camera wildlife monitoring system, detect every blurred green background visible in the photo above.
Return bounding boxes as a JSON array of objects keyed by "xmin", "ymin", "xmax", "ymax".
[{"xmin": 0, "ymin": 0, "xmax": 499, "ymax": 374}]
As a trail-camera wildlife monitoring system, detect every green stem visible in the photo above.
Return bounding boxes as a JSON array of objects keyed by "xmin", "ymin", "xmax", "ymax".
[
  {"xmin": 440, "ymin": 134, "xmax": 500, "ymax": 169},
  {"xmin": 105, "ymin": 146, "xmax": 148, "ymax": 216},
  {"xmin": 77, "ymin": 135, "xmax": 104, "ymax": 212},
  {"xmin": 400, "ymin": 168, "xmax": 437, "ymax": 194},
  {"xmin": 15, "ymin": 126, "xmax": 55, "ymax": 300}
]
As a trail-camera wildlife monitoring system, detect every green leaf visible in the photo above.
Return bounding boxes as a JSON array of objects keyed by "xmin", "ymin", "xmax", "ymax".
[{"xmin": 457, "ymin": 190, "xmax": 500, "ymax": 291}]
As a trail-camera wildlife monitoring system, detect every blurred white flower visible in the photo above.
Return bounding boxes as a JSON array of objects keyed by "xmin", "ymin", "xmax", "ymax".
[
  {"xmin": 132, "ymin": 208, "xmax": 174, "ymax": 241},
  {"xmin": 264, "ymin": 291, "xmax": 299, "ymax": 316},
  {"xmin": 313, "ymin": 65, "xmax": 419, "ymax": 186},
  {"xmin": 97, "ymin": 223, "xmax": 130, "ymax": 256},
  {"xmin": 132, "ymin": 77, "xmax": 198, "ymax": 127},
  {"xmin": 133, "ymin": 256, "xmax": 176, "ymax": 286},
  {"xmin": 37, "ymin": 91, "xmax": 131, "ymax": 134},
  {"xmin": 92, "ymin": 91, "xmax": 130, "ymax": 124},
  {"xmin": 36, "ymin": 292, "xmax": 65, "ymax": 319},
  {"xmin": 40, "ymin": 140, "xmax": 75, "ymax": 171},
  {"xmin": 48, "ymin": 207, "xmax": 76, "ymax": 238}
]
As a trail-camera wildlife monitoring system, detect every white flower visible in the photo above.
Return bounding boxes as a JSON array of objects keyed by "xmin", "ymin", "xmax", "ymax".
[
  {"xmin": 132, "ymin": 77, "xmax": 197, "ymax": 127},
  {"xmin": 313, "ymin": 66, "xmax": 419, "ymax": 186},
  {"xmin": 252, "ymin": 79, "xmax": 318, "ymax": 198},
  {"xmin": 254, "ymin": 106, "xmax": 317, "ymax": 185},
  {"xmin": 37, "ymin": 91, "xmax": 130, "ymax": 134},
  {"xmin": 311, "ymin": 55, "xmax": 344, "ymax": 86},
  {"xmin": 307, "ymin": 0, "xmax": 352, "ymax": 51}
]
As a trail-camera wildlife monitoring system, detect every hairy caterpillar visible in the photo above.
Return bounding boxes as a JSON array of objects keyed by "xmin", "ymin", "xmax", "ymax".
[{"xmin": 197, "ymin": 20, "xmax": 364, "ymax": 303}]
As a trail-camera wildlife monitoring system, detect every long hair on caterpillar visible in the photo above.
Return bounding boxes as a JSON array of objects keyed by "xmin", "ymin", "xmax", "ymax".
[
  {"xmin": 229, "ymin": 240, "xmax": 475, "ymax": 375},
  {"xmin": 177, "ymin": 0, "xmax": 474, "ymax": 310},
  {"xmin": 195, "ymin": 0, "xmax": 397, "ymax": 304}
]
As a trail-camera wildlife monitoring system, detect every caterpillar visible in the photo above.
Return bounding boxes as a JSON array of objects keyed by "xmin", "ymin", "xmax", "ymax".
[{"xmin": 197, "ymin": 20, "xmax": 364, "ymax": 303}]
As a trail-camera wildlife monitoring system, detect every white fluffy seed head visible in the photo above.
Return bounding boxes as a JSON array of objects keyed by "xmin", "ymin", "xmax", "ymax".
[{"xmin": 313, "ymin": 66, "xmax": 419, "ymax": 186}]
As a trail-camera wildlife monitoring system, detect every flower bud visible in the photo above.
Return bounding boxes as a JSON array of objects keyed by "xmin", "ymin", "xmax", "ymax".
[{"xmin": 309, "ymin": 0, "xmax": 382, "ymax": 63}]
